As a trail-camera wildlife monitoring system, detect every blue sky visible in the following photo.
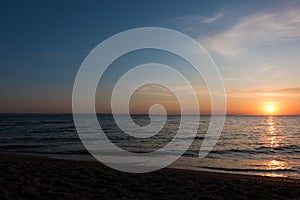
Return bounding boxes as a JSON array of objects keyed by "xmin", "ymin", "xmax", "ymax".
[{"xmin": 1, "ymin": 0, "xmax": 300, "ymax": 114}]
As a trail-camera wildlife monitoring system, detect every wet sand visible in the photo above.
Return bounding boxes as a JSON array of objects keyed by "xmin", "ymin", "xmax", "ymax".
[{"xmin": 0, "ymin": 153, "xmax": 299, "ymax": 199}]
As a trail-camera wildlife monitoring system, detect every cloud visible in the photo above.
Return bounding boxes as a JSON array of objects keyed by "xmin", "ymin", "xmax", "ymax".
[
  {"xmin": 223, "ymin": 77, "xmax": 240, "ymax": 81},
  {"xmin": 271, "ymin": 87, "xmax": 300, "ymax": 93},
  {"xmin": 226, "ymin": 87, "xmax": 300, "ymax": 97},
  {"xmin": 203, "ymin": 6, "xmax": 300, "ymax": 56},
  {"xmin": 134, "ymin": 84, "xmax": 173, "ymax": 97},
  {"xmin": 170, "ymin": 8, "xmax": 226, "ymax": 34},
  {"xmin": 135, "ymin": 83, "xmax": 210, "ymax": 97},
  {"xmin": 257, "ymin": 64, "xmax": 273, "ymax": 73},
  {"xmin": 174, "ymin": 10, "xmax": 224, "ymax": 25},
  {"xmin": 201, "ymin": 12, "xmax": 224, "ymax": 24}
]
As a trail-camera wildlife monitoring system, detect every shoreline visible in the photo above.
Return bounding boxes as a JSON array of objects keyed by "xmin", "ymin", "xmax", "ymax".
[
  {"xmin": 2, "ymin": 151, "xmax": 299, "ymax": 179},
  {"xmin": 1, "ymin": 153, "xmax": 299, "ymax": 199}
]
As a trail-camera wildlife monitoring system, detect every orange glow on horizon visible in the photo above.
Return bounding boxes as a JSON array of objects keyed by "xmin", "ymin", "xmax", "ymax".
[
  {"xmin": 225, "ymin": 95, "xmax": 300, "ymax": 115},
  {"xmin": 94, "ymin": 86, "xmax": 300, "ymax": 115}
]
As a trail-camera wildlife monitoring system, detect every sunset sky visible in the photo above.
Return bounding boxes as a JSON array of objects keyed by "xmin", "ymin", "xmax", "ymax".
[{"xmin": 1, "ymin": 0, "xmax": 300, "ymax": 115}]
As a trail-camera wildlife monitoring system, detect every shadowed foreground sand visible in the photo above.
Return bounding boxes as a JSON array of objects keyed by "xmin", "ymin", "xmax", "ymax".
[{"xmin": 0, "ymin": 153, "xmax": 299, "ymax": 199}]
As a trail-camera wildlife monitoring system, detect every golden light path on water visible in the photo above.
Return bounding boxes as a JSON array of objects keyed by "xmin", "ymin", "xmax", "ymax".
[
  {"xmin": 170, "ymin": 115, "xmax": 299, "ymax": 178},
  {"xmin": 259, "ymin": 116, "xmax": 291, "ymax": 177}
]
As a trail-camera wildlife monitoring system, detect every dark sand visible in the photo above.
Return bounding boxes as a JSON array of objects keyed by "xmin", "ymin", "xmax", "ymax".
[{"xmin": 1, "ymin": 153, "xmax": 299, "ymax": 199}]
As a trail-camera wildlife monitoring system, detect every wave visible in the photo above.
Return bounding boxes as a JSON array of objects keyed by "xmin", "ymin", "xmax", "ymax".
[
  {"xmin": 208, "ymin": 149, "xmax": 256, "ymax": 155},
  {"xmin": 177, "ymin": 136, "xmax": 205, "ymax": 141},
  {"xmin": 200, "ymin": 166, "xmax": 295, "ymax": 172},
  {"xmin": 255, "ymin": 144, "xmax": 300, "ymax": 151},
  {"xmin": 206, "ymin": 145, "xmax": 300, "ymax": 155},
  {"xmin": 0, "ymin": 147, "xmax": 90, "ymax": 155},
  {"xmin": 0, "ymin": 144, "xmax": 46, "ymax": 149}
]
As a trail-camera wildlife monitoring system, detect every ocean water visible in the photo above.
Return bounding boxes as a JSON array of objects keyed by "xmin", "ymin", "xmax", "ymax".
[{"xmin": 0, "ymin": 114, "xmax": 299, "ymax": 178}]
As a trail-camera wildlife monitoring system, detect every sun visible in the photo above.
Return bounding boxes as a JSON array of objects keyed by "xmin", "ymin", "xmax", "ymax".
[{"xmin": 266, "ymin": 104, "xmax": 275, "ymax": 113}]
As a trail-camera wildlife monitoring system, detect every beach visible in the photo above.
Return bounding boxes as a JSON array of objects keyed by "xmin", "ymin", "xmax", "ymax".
[{"xmin": 1, "ymin": 153, "xmax": 299, "ymax": 199}]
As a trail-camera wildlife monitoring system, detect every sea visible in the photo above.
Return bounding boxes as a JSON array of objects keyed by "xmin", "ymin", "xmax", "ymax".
[{"xmin": 0, "ymin": 114, "xmax": 299, "ymax": 179}]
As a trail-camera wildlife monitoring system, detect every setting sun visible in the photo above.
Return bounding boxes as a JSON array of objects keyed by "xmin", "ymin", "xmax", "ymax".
[{"xmin": 266, "ymin": 104, "xmax": 275, "ymax": 113}]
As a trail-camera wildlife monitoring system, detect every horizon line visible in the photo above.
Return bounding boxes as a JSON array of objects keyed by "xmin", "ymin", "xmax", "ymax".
[{"xmin": 1, "ymin": 112, "xmax": 300, "ymax": 117}]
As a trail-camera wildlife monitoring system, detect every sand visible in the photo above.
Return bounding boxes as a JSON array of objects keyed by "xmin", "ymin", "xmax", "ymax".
[{"xmin": 0, "ymin": 153, "xmax": 299, "ymax": 199}]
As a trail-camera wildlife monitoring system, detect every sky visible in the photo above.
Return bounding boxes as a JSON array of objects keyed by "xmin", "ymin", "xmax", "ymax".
[{"xmin": 1, "ymin": 0, "xmax": 300, "ymax": 115}]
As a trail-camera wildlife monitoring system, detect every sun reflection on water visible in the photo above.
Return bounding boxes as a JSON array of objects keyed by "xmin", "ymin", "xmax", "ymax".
[
  {"xmin": 259, "ymin": 117, "xmax": 292, "ymax": 177},
  {"xmin": 260, "ymin": 159, "xmax": 292, "ymax": 178},
  {"xmin": 266, "ymin": 116, "xmax": 280, "ymax": 148},
  {"xmin": 267, "ymin": 159, "xmax": 290, "ymax": 171}
]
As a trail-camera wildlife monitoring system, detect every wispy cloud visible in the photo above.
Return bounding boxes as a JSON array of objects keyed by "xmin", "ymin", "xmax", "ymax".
[
  {"xmin": 135, "ymin": 83, "xmax": 210, "ymax": 96},
  {"xmin": 226, "ymin": 87, "xmax": 300, "ymax": 97},
  {"xmin": 175, "ymin": 11, "xmax": 224, "ymax": 25},
  {"xmin": 258, "ymin": 88, "xmax": 286, "ymax": 94},
  {"xmin": 223, "ymin": 77, "xmax": 240, "ymax": 81},
  {"xmin": 201, "ymin": 12, "xmax": 224, "ymax": 24},
  {"xmin": 257, "ymin": 64, "xmax": 273, "ymax": 73},
  {"xmin": 203, "ymin": 6, "xmax": 300, "ymax": 56},
  {"xmin": 170, "ymin": 8, "xmax": 226, "ymax": 34},
  {"xmin": 134, "ymin": 84, "xmax": 173, "ymax": 97}
]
